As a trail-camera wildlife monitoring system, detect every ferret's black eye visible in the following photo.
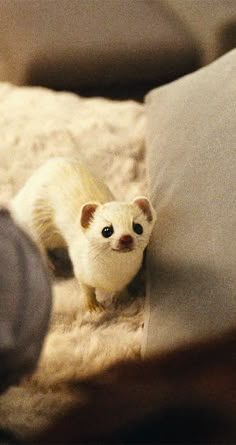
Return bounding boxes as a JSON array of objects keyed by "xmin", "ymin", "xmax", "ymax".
[
  {"xmin": 133, "ymin": 222, "xmax": 143, "ymax": 235},
  {"xmin": 102, "ymin": 226, "xmax": 114, "ymax": 238}
]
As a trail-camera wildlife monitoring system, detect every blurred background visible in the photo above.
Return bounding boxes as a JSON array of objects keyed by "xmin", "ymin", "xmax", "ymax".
[{"xmin": 0, "ymin": 0, "xmax": 235, "ymax": 100}]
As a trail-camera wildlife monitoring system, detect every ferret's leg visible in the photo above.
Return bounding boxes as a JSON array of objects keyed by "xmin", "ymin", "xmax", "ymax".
[
  {"xmin": 113, "ymin": 287, "xmax": 130, "ymax": 308},
  {"xmin": 79, "ymin": 282, "xmax": 104, "ymax": 313},
  {"xmin": 31, "ymin": 202, "xmax": 56, "ymax": 275}
]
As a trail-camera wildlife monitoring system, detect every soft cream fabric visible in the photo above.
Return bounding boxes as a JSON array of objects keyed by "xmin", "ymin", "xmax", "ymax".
[
  {"xmin": 0, "ymin": 83, "xmax": 146, "ymax": 438},
  {"xmin": 144, "ymin": 49, "xmax": 236, "ymax": 355}
]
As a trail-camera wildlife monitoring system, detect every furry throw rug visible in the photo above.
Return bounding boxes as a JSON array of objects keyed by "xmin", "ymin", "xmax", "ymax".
[{"xmin": 0, "ymin": 83, "xmax": 146, "ymax": 439}]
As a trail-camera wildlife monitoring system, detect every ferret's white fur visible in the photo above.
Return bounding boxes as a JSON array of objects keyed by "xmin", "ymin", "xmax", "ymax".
[{"xmin": 11, "ymin": 157, "xmax": 156, "ymax": 311}]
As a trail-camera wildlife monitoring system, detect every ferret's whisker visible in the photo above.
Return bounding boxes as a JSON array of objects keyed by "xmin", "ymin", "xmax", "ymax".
[
  {"xmin": 88, "ymin": 243, "xmax": 109, "ymax": 263},
  {"xmin": 91, "ymin": 246, "xmax": 109, "ymax": 264}
]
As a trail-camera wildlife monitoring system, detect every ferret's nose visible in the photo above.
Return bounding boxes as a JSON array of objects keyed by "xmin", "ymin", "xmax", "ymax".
[{"xmin": 119, "ymin": 234, "xmax": 134, "ymax": 247}]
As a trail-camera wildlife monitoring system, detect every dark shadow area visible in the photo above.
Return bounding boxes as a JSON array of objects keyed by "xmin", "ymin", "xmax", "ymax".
[{"xmin": 47, "ymin": 247, "xmax": 74, "ymax": 279}]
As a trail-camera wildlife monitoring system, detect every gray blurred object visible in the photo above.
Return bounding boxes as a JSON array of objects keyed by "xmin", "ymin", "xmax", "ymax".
[{"xmin": 0, "ymin": 208, "xmax": 52, "ymax": 394}]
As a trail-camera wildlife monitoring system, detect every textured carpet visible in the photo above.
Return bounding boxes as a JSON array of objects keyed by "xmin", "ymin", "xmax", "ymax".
[{"xmin": 0, "ymin": 83, "xmax": 146, "ymax": 439}]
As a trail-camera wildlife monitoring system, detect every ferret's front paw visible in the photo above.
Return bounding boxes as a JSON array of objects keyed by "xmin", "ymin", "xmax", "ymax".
[{"xmin": 87, "ymin": 300, "xmax": 105, "ymax": 313}]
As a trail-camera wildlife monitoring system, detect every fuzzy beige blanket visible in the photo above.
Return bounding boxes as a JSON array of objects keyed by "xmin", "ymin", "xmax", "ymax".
[{"xmin": 0, "ymin": 83, "xmax": 146, "ymax": 439}]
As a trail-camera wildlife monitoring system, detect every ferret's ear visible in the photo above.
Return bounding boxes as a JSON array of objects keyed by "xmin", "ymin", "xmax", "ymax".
[
  {"xmin": 80, "ymin": 202, "xmax": 100, "ymax": 229},
  {"xmin": 133, "ymin": 196, "xmax": 156, "ymax": 223}
]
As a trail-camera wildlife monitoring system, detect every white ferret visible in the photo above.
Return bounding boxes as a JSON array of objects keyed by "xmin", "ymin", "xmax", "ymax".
[{"xmin": 11, "ymin": 157, "xmax": 156, "ymax": 311}]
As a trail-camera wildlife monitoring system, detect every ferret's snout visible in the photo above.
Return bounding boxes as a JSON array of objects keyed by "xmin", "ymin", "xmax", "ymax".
[{"xmin": 119, "ymin": 234, "xmax": 134, "ymax": 248}]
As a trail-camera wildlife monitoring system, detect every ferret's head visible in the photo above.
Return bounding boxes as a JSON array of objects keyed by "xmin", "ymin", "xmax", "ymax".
[{"xmin": 79, "ymin": 197, "xmax": 156, "ymax": 255}]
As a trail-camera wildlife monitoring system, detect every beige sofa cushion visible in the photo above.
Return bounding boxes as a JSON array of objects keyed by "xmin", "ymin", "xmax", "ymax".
[
  {"xmin": 143, "ymin": 49, "xmax": 236, "ymax": 355},
  {"xmin": 0, "ymin": 0, "xmax": 198, "ymax": 95},
  {"xmin": 166, "ymin": 0, "xmax": 236, "ymax": 64}
]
